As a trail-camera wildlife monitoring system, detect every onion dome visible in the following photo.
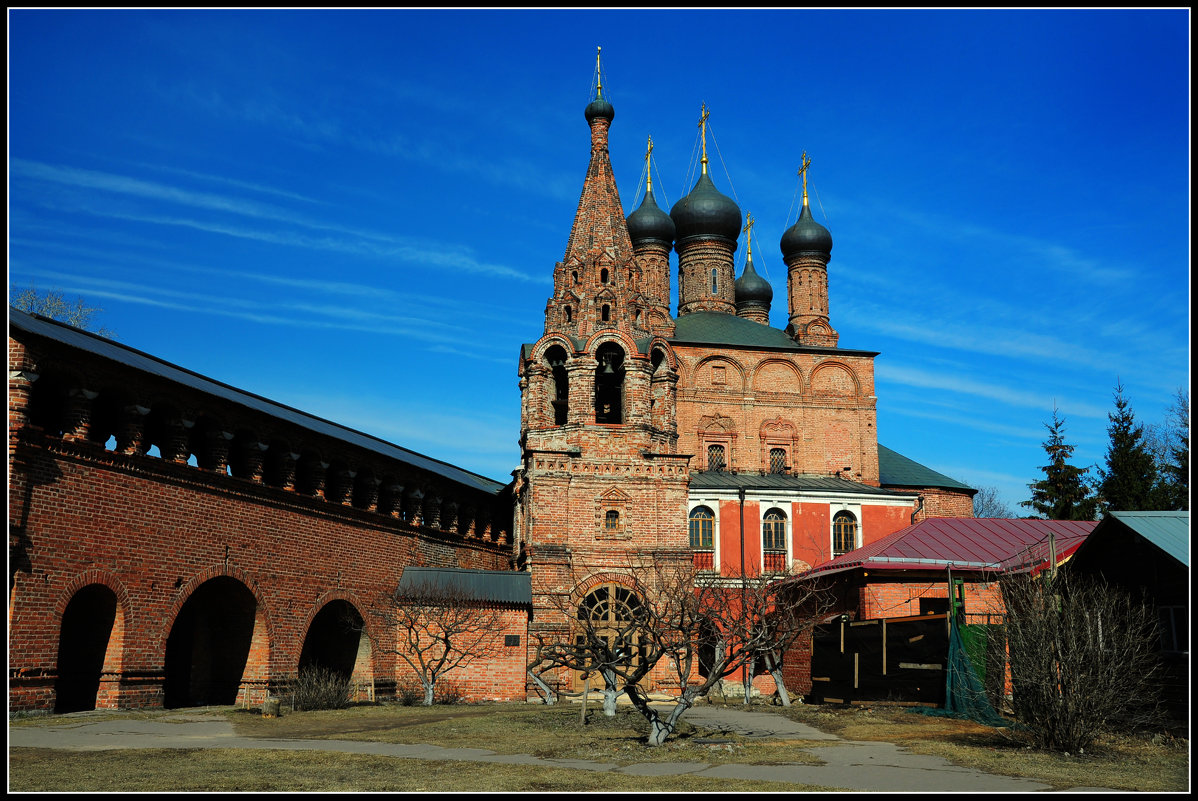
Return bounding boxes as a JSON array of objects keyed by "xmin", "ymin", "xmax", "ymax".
[
  {"xmin": 670, "ymin": 172, "xmax": 742, "ymax": 247},
  {"xmin": 584, "ymin": 94, "xmax": 614, "ymax": 125},
  {"xmin": 780, "ymin": 202, "xmax": 833, "ymax": 260},
  {"xmin": 626, "ymin": 188, "xmax": 675, "ymax": 247},
  {"xmin": 735, "ymin": 253, "xmax": 773, "ymax": 305}
]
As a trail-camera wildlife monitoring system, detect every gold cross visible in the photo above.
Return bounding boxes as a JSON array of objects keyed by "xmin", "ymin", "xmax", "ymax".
[
  {"xmin": 595, "ymin": 46, "xmax": 602, "ymax": 95},
  {"xmin": 645, "ymin": 136, "xmax": 654, "ymax": 191},
  {"xmin": 743, "ymin": 212, "xmax": 755, "ymax": 257},
  {"xmin": 798, "ymin": 151, "xmax": 812, "ymax": 199},
  {"xmin": 698, "ymin": 103, "xmax": 710, "ymax": 170}
]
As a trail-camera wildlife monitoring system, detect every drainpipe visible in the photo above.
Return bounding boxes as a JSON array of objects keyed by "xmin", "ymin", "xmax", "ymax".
[
  {"xmin": 910, "ymin": 495, "xmax": 925, "ymax": 526},
  {"xmin": 739, "ymin": 487, "xmax": 747, "ymax": 699}
]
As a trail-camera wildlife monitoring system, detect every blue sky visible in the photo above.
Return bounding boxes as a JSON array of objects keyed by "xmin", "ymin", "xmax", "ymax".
[{"xmin": 8, "ymin": 9, "xmax": 1190, "ymax": 513}]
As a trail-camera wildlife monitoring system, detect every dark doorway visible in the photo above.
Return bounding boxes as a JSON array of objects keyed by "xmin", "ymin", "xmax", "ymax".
[
  {"xmin": 55, "ymin": 584, "xmax": 118, "ymax": 713},
  {"xmin": 163, "ymin": 577, "xmax": 257, "ymax": 708},
  {"xmin": 299, "ymin": 601, "xmax": 367, "ymax": 680}
]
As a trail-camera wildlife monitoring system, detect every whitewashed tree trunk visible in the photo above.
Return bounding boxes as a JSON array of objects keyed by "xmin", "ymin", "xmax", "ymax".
[{"xmin": 601, "ymin": 668, "xmax": 619, "ymax": 717}]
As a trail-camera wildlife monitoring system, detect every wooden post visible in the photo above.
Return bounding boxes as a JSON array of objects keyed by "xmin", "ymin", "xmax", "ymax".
[{"xmin": 580, "ymin": 674, "xmax": 589, "ymax": 724}]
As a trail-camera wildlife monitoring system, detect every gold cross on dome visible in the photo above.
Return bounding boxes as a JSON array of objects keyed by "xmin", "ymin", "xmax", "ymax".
[
  {"xmin": 743, "ymin": 212, "xmax": 755, "ymax": 257},
  {"xmin": 798, "ymin": 151, "xmax": 812, "ymax": 199},
  {"xmin": 645, "ymin": 136, "xmax": 654, "ymax": 191},
  {"xmin": 698, "ymin": 103, "xmax": 710, "ymax": 170}
]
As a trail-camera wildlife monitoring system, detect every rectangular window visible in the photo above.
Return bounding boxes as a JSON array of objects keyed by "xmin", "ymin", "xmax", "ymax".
[
  {"xmin": 707, "ymin": 444, "xmax": 726, "ymax": 472},
  {"xmin": 769, "ymin": 448, "xmax": 787, "ymax": 474}
]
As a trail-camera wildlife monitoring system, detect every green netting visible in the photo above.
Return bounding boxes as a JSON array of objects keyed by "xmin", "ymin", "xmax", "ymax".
[{"xmin": 909, "ymin": 620, "xmax": 1009, "ymax": 727}]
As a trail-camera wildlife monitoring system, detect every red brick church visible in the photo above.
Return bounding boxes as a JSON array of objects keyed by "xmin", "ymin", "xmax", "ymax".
[{"xmin": 8, "ymin": 69, "xmax": 973, "ymax": 712}]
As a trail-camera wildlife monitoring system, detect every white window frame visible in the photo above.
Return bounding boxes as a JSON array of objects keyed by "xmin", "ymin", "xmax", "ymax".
[
  {"xmin": 758, "ymin": 501, "xmax": 791, "ymax": 571},
  {"xmin": 687, "ymin": 498, "xmax": 722, "ymax": 572}
]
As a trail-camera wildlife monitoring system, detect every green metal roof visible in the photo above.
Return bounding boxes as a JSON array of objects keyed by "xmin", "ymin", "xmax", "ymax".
[
  {"xmin": 1106, "ymin": 511, "xmax": 1189, "ymax": 567},
  {"xmin": 877, "ymin": 445, "xmax": 975, "ymax": 493},
  {"xmin": 689, "ymin": 470, "xmax": 916, "ymax": 497},
  {"xmin": 396, "ymin": 567, "xmax": 532, "ymax": 607},
  {"xmin": 670, "ymin": 311, "xmax": 878, "ymax": 356}
]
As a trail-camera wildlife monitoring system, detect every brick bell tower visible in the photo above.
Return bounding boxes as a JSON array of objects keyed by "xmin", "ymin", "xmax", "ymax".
[
  {"xmin": 783, "ymin": 152, "xmax": 838, "ymax": 347},
  {"xmin": 514, "ymin": 53, "xmax": 691, "ymax": 681}
]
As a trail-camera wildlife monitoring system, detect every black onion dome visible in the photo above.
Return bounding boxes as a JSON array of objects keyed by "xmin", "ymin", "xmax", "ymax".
[
  {"xmin": 626, "ymin": 188, "xmax": 675, "ymax": 247},
  {"xmin": 735, "ymin": 254, "xmax": 773, "ymax": 304},
  {"xmin": 780, "ymin": 203, "xmax": 833, "ymax": 260},
  {"xmin": 584, "ymin": 95, "xmax": 615, "ymax": 124},
  {"xmin": 670, "ymin": 172, "xmax": 742, "ymax": 247}
]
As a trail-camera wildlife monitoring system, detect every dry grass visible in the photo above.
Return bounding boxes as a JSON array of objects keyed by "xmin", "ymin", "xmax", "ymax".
[
  {"xmin": 229, "ymin": 702, "xmax": 828, "ymax": 767},
  {"xmin": 772, "ymin": 703, "xmax": 1189, "ymax": 792},
  {"xmin": 7, "ymin": 748, "xmax": 835, "ymax": 792}
]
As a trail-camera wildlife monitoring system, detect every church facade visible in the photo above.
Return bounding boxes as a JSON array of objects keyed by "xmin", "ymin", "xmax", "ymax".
[
  {"xmin": 512, "ymin": 84, "xmax": 972, "ymax": 694},
  {"xmin": 7, "ymin": 73, "xmax": 973, "ymax": 713}
]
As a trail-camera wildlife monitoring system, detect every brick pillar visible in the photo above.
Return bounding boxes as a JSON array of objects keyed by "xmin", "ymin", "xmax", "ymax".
[
  {"xmin": 279, "ymin": 451, "xmax": 299, "ymax": 490},
  {"xmin": 443, "ymin": 500, "xmax": 459, "ymax": 534},
  {"xmin": 8, "ymin": 366, "xmax": 37, "ymax": 461},
  {"xmin": 62, "ymin": 387, "xmax": 98, "ymax": 442},
  {"xmin": 244, "ymin": 441, "xmax": 269, "ymax": 483},
  {"xmin": 405, "ymin": 487, "xmax": 425, "ymax": 526},
  {"xmin": 206, "ymin": 429, "xmax": 234, "ymax": 474},
  {"xmin": 162, "ymin": 418, "xmax": 193, "ymax": 464},
  {"xmin": 118, "ymin": 405, "xmax": 150, "ymax": 455},
  {"xmin": 359, "ymin": 476, "xmax": 381, "ymax": 512},
  {"xmin": 379, "ymin": 483, "xmax": 403, "ymax": 518},
  {"xmin": 651, "ymin": 362, "xmax": 679, "ymax": 439},
  {"xmin": 565, "ymin": 356, "xmax": 596, "ymax": 426},
  {"xmin": 425, "ymin": 495, "xmax": 442, "ymax": 529}
]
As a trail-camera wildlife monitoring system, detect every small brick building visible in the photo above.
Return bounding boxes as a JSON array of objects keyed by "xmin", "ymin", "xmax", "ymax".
[{"xmin": 9, "ymin": 71, "xmax": 976, "ymax": 713}]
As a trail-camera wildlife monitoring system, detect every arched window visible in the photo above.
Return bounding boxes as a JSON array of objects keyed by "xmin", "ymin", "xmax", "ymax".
[
  {"xmin": 601, "ymin": 304, "xmax": 611, "ymax": 322},
  {"xmin": 833, "ymin": 511, "xmax": 858, "ymax": 557},
  {"xmin": 763, "ymin": 508, "xmax": 788, "ymax": 572},
  {"xmin": 604, "ymin": 509, "xmax": 620, "ymax": 531},
  {"xmin": 689, "ymin": 506, "xmax": 714, "ymax": 550},
  {"xmin": 594, "ymin": 342, "xmax": 624, "ymax": 424},
  {"xmin": 763, "ymin": 508, "xmax": 787, "ymax": 551},
  {"xmin": 572, "ymin": 270, "xmax": 579, "ymax": 284},
  {"xmin": 575, "ymin": 584, "xmax": 644, "ymax": 689},
  {"xmin": 711, "ymin": 268, "xmax": 718, "ymax": 294},
  {"xmin": 707, "ymin": 444, "xmax": 726, "ymax": 472},
  {"xmin": 769, "ymin": 448, "xmax": 787, "ymax": 474},
  {"xmin": 600, "ymin": 268, "xmax": 609, "ymax": 284},
  {"xmin": 546, "ymin": 345, "xmax": 568, "ymax": 426},
  {"xmin": 564, "ymin": 306, "xmax": 572, "ymax": 323}
]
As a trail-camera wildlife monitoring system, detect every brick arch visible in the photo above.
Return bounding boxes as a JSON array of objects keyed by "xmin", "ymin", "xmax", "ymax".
[
  {"xmin": 810, "ymin": 361, "xmax": 861, "ymax": 397},
  {"xmin": 157, "ymin": 563, "xmax": 275, "ymax": 707},
  {"xmin": 647, "ymin": 338, "xmax": 678, "ymax": 371},
  {"xmin": 581, "ymin": 329, "xmax": 643, "ymax": 359},
  {"xmin": 296, "ymin": 590, "xmax": 379, "ymax": 695},
  {"xmin": 571, "ymin": 571, "xmax": 645, "ymax": 606},
  {"xmin": 156, "ymin": 563, "xmax": 275, "ymax": 655},
  {"xmin": 752, "ymin": 359, "xmax": 804, "ymax": 395},
  {"xmin": 692, "ymin": 354, "xmax": 747, "ymax": 392},
  {"xmin": 529, "ymin": 335, "xmax": 577, "ymax": 364},
  {"xmin": 53, "ymin": 571, "xmax": 132, "ymax": 711}
]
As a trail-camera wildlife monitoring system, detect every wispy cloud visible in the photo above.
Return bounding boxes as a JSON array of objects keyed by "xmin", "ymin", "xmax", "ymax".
[
  {"xmin": 877, "ymin": 363, "xmax": 1109, "ymax": 418},
  {"xmin": 13, "ymin": 158, "xmax": 547, "ymax": 284}
]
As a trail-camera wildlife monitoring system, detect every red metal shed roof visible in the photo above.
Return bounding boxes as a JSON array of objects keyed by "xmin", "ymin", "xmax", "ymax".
[{"xmin": 804, "ymin": 517, "xmax": 1098, "ymax": 578}]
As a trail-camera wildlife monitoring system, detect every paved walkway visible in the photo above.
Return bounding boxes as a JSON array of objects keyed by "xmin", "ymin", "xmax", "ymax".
[{"xmin": 10, "ymin": 704, "xmax": 1117, "ymax": 792}]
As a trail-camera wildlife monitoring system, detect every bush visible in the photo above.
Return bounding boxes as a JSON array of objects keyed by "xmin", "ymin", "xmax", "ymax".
[
  {"xmin": 291, "ymin": 666, "xmax": 352, "ymax": 711},
  {"xmin": 996, "ymin": 570, "xmax": 1162, "ymax": 752},
  {"xmin": 395, "ymin": 680, "xmax": 423, "ymax": 706},
  {"xmin": 435, "ymin": 681, "xmax": 465, "ymax": 705}
]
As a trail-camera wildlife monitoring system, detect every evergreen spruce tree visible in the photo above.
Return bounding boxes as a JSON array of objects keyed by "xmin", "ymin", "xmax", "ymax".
[
  {"xmin": 1159, "ymin": 389, "xmax": 1189, "ymax": 511},
  {"xmin": 1097, "ymin": 382, "xmax": 1158, "ymax": 514},
  {"xmin": 1021, "ymin": 408, "xmax": 1097, "ymax": 520}
]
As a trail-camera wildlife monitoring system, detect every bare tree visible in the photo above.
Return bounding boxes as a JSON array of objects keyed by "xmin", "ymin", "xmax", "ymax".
[
  {"xmin": 10, "ymin": 284, "xmax": 116, "ymax": 338},
  {"xmin": 532, "ymin": 551, "xmax": 830, "ymax": 746},
  {"xmin": 994, "ymin": 568, "xmax": 1162, "ymax": 752},
  {"xmin": 373, "ymin": 579, "xmax": 504, "ymax": 706},
  {"xmin": 972, "ymin": 485, "xmax": 1014, "ymax": 518}
]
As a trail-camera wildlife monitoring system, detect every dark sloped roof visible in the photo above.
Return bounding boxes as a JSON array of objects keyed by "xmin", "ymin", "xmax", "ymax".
[
  {"xmin": 878, "ymin": 445, "xmax": 975, "ymax": 493},
  {"xmin": 670, "ymin": 311, "xmax": 877, "ymax": 356},
  {"xmin": 690, "ymin": 470, "xmax": 917, "ymax": 497},
  {"xmin": 1096, "ymin": 511, "xmax": 1189, "ymax": 567},
  {"xmin": 10, "ymin": 309, "xmax": 507, "ymax": 495},
  {"xmin": 802, "ymin": 517, "xmax": 1097, "ymax": 578},
  {"xmin": 396, "ymin": 567, "xmax": 531, "ymax": 607}
]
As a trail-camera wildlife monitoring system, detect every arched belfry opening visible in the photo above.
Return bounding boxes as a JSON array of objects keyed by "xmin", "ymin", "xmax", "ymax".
[
  {"xmin": 594, "ymin": 342, "xmax": 625, "ymax": 424},
  {"xmin": 55, "ymin": 584, "xmax": 119, "ymax": 713},
  {"xmin": 545, "ymin": 345, "xmax": 569, "ymax": 426},
  {"xmin": 163, "ymin": 577, "xmax": 259, "ymax": 708},
  {"xmin": 299, "ymin": 600, "xmax": 371, "ymax": 689}
]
